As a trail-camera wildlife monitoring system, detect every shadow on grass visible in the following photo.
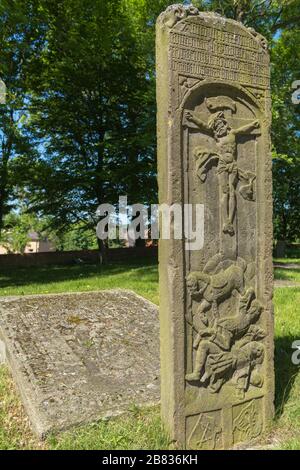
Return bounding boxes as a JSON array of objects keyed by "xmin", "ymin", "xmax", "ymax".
[
  {"xmin": 274, "ymin": 268, "xmax": 300, "ymax": 281},
  {"xmin": 1, "ymin": 259, "xmax": 298, "ymax": 421},
  {"xmin": 275, "ymin": 335, "xmax": 300, "ymax": 418},
  {"xmin": 0, "ymin": 258, "xmax": 158, "ymax": 290}
]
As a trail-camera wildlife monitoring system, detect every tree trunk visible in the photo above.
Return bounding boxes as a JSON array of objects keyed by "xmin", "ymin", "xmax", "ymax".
[
  {"xmin": 97, "ymin": 237, "xmax": 107, "ymax": 265},
  {"xmin": 0, "ymin": 150, "xmax": 10, "ymax": 237},
  {"xmin": 275, "ymin": 240, "xmax": 286, "ymax": 258}
]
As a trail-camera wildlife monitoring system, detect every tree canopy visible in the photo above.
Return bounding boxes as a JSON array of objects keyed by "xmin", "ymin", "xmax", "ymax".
[{"xmin": 0, "ymin": 0, "xmax": 299, "ymax": 247}]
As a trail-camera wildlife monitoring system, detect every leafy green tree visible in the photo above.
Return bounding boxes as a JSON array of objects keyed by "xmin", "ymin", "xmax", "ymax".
[
  {"xmin": 1, "ymin": 0, "xmax": 299, "ymax": 250},
  {"xmin": 24, "ymin": 0, "xmax": 168, "ymax": 253},
  {"xmin": 54, "ymin": 223, "xmax": 98, "ymax": 251},
  {"xmin": 196, "ymin": 0, "xmax": 300, "ymax": 34},
  {"xmin": 0, "ymin": 0, "xmax": 45, "ymax": 235},
  {"xmin": 1, "ymin": 211, "xmax": 38, "ymax": 254},
  {"xmin": 271, "ymin": 25, "xmax": 300, "ymax": 243}
]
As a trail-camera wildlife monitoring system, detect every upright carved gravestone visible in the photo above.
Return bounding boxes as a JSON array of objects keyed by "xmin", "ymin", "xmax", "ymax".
[{"xmin": 156, "ymin": 5, "xmax": 273, "ymax": 449}]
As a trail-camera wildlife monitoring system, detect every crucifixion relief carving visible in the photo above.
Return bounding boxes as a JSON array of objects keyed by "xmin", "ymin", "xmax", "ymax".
[{"xmin": 184, "ymin": 97, "xmax": 259, "ymax": 236}]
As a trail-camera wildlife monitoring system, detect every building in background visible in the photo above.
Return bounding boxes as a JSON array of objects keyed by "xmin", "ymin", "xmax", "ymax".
[{"xmin": 0, "ymin": 231, "xmax": 55, "ymax": 255}]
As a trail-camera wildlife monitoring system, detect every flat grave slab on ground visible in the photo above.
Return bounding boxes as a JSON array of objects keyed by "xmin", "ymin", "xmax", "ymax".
[{"xmin": 0, "ymin": 289, "xmax": 160, "ymax": 436}]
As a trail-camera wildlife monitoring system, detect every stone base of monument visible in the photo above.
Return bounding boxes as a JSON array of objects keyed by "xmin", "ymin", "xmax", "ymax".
[{"xmin": 0, "ymin": 290, "xmax": 160, "ymax": 437}]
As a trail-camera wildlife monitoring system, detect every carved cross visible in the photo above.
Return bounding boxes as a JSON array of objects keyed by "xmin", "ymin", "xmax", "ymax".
[{"xmin": 183, "ymin": 99, "xmax": 259, "ymax": 236}]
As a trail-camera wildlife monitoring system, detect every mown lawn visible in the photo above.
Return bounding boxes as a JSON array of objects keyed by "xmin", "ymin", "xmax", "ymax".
[
  {"xmin": 0, "ymin": 261, "xmax": 299, "ymax": 450},
  {"xmin": 0, "ymin": 259, "xmax": 159, "ymax": 304},
  {"xmin": 274, "ymin": 268, "xmax": 300, "ymax": 282},
  {"xmin": 274, "ymin": 258, "xmax": 300, "ymax": 265},
  {"xmin": 273, "ymin": 287, "xmax": 300, "ymax": 449}
]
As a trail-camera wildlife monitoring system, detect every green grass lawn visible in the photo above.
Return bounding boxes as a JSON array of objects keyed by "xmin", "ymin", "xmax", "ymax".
[
  {"xmin": 274, "ymin": 258, "xmax": 300, "ymax": 265},
  {"xmin": 273, "ymin": 288, "xmax": 300, "ymax": 449},
  {"xmin": 0, "ymin": 261, "xmax": 300, "ymax": 449},
  {"xmin": 0, "ymin": 258, "xmax": 298, "ymax": 300},
  {"xmin": 273, "ymin": 257, "xmax": 300, "ymax": 282},
  {"xmin": 0, "ymin": 259, "xmax": 159, "ymax": 304},
  {"xmin": 274, "ymin": 268, "xmax": 300, "ymax": 282}
]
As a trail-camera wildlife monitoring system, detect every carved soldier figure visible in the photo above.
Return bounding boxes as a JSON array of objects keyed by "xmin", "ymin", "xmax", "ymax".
[
  {"xmin": 186, "ymin": 256, "xmax": 247, "ymax": 319},
  {"xmin": 185, "ymin": 109, "xmax": 259, "ymax": 235},
  {"xmin": 185, "ymin": 285, "xmax": 264, "ymax": 396}
]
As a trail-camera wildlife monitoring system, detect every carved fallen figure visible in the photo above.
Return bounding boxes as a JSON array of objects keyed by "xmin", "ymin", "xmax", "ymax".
[
  {"xmin": 186, "ymin": 256, "xmax": 246, "ymax": 319},
  {"xmin": 186, "ymin": 256, "xmax": 266, "ymax": 398},
  {"xmin": 185, "ymin": 106, "xmax": 259, "ymax": 236}
]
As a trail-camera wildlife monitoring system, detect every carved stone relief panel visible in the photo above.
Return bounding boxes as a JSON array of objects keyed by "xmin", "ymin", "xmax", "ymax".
[{"xmin": 156, "ymin": 4, "xmax": 273, "ymax": 449}]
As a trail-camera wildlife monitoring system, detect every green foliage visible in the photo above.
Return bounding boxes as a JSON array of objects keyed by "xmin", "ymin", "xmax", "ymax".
[
  {"xmin": 271, "ymin": 24, "xmax": 300, "ymax": 242},
  {"xmin": 0, "ymin": 211, "xmax": 40, "ymax": 254},
  {"xmin": 195, "ymin": 0, "xmax": 300, "ymax": 34},
  {"xmin": 24, "ymin": 0, "xmax": 167, "ymax": 238},
  {"xmin": 0, "ymin": 0, "xmax": 299, "ymax": 243},
  {"xmin": 0, "ymin": 0, "xmax": 47, "ymax": 233},
  {"xmin": 0, "ymin": 219, "xmax": 29, "ymax": 254},
  {"xmin": 54, "ymin": 223, "xmax": 99, "ymax": 251}
]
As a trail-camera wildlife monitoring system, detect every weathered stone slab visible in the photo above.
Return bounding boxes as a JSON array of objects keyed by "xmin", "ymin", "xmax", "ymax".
[
  {"xmin": 0, "ymin": 290, "xmax": 159, "ymax": 436},
  {"xmin": 156, "ymin": 5, "xmax": 273, "ymax": 449}
]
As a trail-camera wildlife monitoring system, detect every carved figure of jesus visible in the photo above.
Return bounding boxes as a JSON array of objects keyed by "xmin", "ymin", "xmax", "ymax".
[{"xmin": 186, "ymin": 110, "xmax": 259, "ymax": 236}]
